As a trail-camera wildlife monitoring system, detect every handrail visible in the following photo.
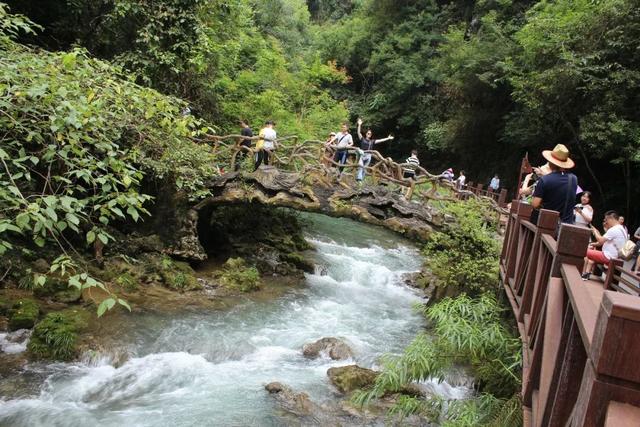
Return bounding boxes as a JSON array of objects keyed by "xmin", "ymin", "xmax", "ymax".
[
  {"xmin": 499, "ymin": 200, "xmax": 640, "ymax": 426},
  {"xmin": 195, "ymin": 133, "xmax": 509, "ymax": 214}
]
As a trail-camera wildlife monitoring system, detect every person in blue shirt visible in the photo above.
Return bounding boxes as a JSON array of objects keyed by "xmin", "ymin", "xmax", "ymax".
[
  {"xmin": 531, "ymin": 144, "xmax": 577, "ymax": 224},
  {"xmin": 489, "ymin": 174, "xmax": 500, "ymax": 191}
]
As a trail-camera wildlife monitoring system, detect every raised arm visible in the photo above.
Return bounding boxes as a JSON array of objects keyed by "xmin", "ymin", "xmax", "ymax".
[
  {"xmin": 357, "ymin": 118, "xmax": 363, "ymax": 140},
  {"xmin": 375, "ymin": 135, "xmax": 395, "ymax": 144}
]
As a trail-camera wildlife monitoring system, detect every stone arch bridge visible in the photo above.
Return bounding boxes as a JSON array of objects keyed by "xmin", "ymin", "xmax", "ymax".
[{"xmin": 162, "ymin": 134, "xmax": 507, "ymax": 261}]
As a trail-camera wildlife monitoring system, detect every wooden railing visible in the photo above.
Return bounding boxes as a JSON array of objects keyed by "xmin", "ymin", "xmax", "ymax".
[
  {"xmin": 199, "ymin": 134, "xmax": 509, "ymax": 212},
  {"xmin": 464, "ymin": 180, "xmax": 508, "ymax": 208},
  {"xmin": 500, "ymin": 200, "xmax": 640, "ymax": 427}
]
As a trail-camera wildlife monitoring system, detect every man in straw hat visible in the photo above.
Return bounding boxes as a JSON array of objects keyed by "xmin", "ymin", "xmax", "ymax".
[{"xmin": 531, "ymin": 144, "xmax": 577, "ymax": 224}]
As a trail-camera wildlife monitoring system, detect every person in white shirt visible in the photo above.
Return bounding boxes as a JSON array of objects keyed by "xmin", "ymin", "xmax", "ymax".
[
  {"xmin": 581, "ymin": 210, "xmax": 627, "ymax": 280},
  {"xmin": 254, "ymin": 120, "xmax": 277, "ymax": 170},
  {"xmin": 574, "ymin": 191, "xmax": 594, "ymax": 227},
  {"xmin": 455, "ymin": 171, "xmax": 466, "ymax": 190},
  {"xmin": 329, "ymin": 122, "xmax": 353, "ymax": 176}
]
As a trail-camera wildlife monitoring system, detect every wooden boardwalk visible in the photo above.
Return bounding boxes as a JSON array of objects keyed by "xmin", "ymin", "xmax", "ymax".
[{"xmin": 500, "ymin": 201, "xmax": 640, "ymax": 426}]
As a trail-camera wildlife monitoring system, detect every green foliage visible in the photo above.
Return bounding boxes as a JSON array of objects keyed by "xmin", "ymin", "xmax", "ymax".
[
  {"xmin": 27, "ymin": 308, "xmax": 90, "ymax": 360},
  {"xmin": 217, "ymin": 257, "xmax": 261, "ymax": 292},
  {"xmin": 423, "ymin": 199, "xmax": 500, "ymax": 293},
  {"xmin": 354, "ymin": 294, "xmax": 521, "ymax": 425},
  {"xmin": 159, "ymin": 257, "xmax": 201, "ymax": 291},
  {"xmin": 0, "ymin": 2, "xmax": 38, "ymax": 46},
  {"xmin": 8, "ymin": 298, "xmax": 39, "ymax": 330}
]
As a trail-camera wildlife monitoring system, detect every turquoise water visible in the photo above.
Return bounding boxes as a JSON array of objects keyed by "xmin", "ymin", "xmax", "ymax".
[{"xmin": 0, "ymin": 214, "xmax": 431, "ymax": 426}]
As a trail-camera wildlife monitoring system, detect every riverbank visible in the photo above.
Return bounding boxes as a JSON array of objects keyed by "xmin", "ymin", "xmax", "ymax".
[{"xmin": 0, "ymin": 213, "xmax": 442, "ymax": 426}]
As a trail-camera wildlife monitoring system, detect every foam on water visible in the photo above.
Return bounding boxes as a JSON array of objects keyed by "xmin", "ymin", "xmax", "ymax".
[{"xmin": 0, "ymin": 213, "xmax": 466, "ymax": 426}]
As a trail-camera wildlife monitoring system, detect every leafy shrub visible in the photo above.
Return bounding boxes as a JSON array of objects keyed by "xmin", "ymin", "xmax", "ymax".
[
  {"xmin": 423, "ymin": 199, "xmax": 500, "ymax": 294},
  {"xmin": 354, "ymin": 294, "xmax": 521, "ymax": 425},
  {"xmin": 217, "ymin": 257, "xmax": 260, "ymax": 292}
]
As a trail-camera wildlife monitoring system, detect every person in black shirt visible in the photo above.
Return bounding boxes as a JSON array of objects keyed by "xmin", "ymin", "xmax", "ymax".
[
  {"xmin": 356, "ymin": 118, "xmax": 394, "ymax": 182},
  {"xmin": 531, "ymin": 144, "xmax": 577, "ymax": 224},
  {"xmin": 235, "ymin": 120, "xmax": 253, "ymax": 171}
]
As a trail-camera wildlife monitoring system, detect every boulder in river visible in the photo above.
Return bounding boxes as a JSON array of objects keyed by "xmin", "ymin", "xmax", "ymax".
[
  {"xmin": 264, "ymin": 382, "xmax": 319, "ymax": 417},
  {"xmin": 327, "ymin": 364, "xmax": 379, "ymax": 394},
  {"xmin": 302, "ymin": 337, "xmax": 353, "ymax": 360}
]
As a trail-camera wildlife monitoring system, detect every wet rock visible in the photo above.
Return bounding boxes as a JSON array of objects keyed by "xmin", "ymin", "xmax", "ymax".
[
  {"xmin": 31, "ymin": 258, "xmax": 50, "ymax": 274},
  {"xmin": 280, "ymin": 252, "xmax": 314, "ymax": 274},
  {"xmin": 327, "ymin": 365, "xmax": 379, "ymax": 394},
  {"xmin": 302, "ymin": 337, "xmax": 353, "ymax": 360},
  {"xmin": 127, "ymin": 234, "xmax": 164, "ymax": 254},
  {"xmin": 8, "ymin": 299, "xmax": 39, "ymax": 331},
  {"xmin": 401, "ymin": 270, "xmax": 434, "ymax": 292},
  {"xmin": 264, "ymin": 382, "xmax": 319, "ymax": 417}
]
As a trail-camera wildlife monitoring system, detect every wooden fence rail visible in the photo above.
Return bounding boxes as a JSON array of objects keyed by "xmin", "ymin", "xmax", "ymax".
[
  {"xmin": 500, "ymin": 200, "xmax": 640, "ymax": 426},
  {"xmin": 199, "ymin": 134, "xmax": 510, "ymax": 212}
]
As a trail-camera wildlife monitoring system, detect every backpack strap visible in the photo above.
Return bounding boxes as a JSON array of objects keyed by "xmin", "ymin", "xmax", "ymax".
[{"xmin": 561, "ymin": 173, "xmax": 576, "ymax": 222}]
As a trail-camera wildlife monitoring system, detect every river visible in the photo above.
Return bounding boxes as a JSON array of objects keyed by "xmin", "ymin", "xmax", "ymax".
[{"xmin": 0, "ymin": 213, "xmax": 466, "ymax": 426}]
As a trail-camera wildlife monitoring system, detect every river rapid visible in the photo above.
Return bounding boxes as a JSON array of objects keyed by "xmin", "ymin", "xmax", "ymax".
[{"xmin": 0, "ymin": 213, "xmax": 465, "ymax": 426}]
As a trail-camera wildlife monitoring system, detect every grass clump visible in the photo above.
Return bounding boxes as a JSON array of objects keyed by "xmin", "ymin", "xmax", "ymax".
[
  {"xmin": 27, "ymin": 309, "xmax": 90, "ymax": 361},
  {"xmin": 217, "ymin": 258, "xmax": 260, "ymax": 292}
]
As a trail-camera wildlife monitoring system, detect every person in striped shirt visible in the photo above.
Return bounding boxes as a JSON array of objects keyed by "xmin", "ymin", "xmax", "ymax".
[{"xmin": 402, "ymin": 149, "xmax": 420, "ymax": 179}]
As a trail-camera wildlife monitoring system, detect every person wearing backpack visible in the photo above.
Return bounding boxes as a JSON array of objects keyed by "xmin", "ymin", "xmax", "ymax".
[{"xmin": 254, "ymin": 120, "xmax": 277, "ymax": 170}]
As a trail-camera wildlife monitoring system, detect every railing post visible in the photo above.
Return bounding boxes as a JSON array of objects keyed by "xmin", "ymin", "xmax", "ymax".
[
  {"xmin": 517, "ymin": 209, "xmax": 559, "ymax": 322},
  {"xmin": 603, "ymin": 259, "xmax": 624, "ymax": 290},
  {"xmin": 571, "ymin": 292, "xmax": 640, "ymax": 426},
  {"xmin": 551, "ymin": 224, "xmax": 590, "ymax": 278},
  {"xmin": 501, "ymin": 200, "xmax": 520, "ymax": 266},
  {"xmin": 498, "ymin": 188, "xmax": 508, "ymax": 207},
  {"xmin": 476, "ymin": 183, "xmax": 483, "ymax": 195},
  {"xmin": 506, "ymin": 202, "xmax": 533, "ymax": 283}
]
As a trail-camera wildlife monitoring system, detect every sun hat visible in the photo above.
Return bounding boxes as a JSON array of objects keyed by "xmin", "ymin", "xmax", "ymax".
[{"xmin": 542, "ymin": 144, "xmax": 575, "ymax": 169}]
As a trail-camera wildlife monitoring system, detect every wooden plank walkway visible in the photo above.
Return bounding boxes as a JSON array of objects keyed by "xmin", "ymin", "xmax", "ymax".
[{"xmin": 500, "ymin": 201, "xmax": 640, "ymax": 427}]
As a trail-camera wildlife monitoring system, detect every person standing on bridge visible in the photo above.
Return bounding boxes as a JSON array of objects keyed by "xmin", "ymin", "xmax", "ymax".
[
  {"xmin": 329, "ymin": 122, "xmax": 353, "ymax": 176},
  {"xmin": 455, "ymin": 170, "xmax": 466, "ymax": 190},
  {"xmin": 530, "ymin": 144, "xmax": 577, "ymax": 224},
  {"xmin": 235, "ymin": 119, "xmax": 253, "ymax": 171},
  {"xmin": 254, "ymin": 120, "xmax": 277, "ymax": 171},
  {"xmin": 489, "ymin": 174, "xmax": 500, "ymax": 191},
  {"xmin": 356, "ymin": 118, "xmax": 394, "ymax": 182}
]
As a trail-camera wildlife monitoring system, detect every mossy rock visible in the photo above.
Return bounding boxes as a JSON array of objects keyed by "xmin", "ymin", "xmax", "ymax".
[
  {"xmin": 33, "ymin": 275, "xmax": 82, "ymax": 303},
  {"xmin": 8, "ymin": 299, "xmax": 40, "ymax": 331},
  {"xmin": 158, "ymin": 257, "xmax": 201, "ymax": 291},
  {"xmin": 327, "ymin": 365, "xmax": 379, "ymax": 394},
  {"xmin": 27, "ymin": 308, "xmax": 90, "ymax": 361},
  {"xmin": 0, "ymin": 297, "xmax": 13, "ymax": 316},
  {"xmin": 280, "ymin": 252, "xmax": 315, "ymax": 273},
  {"xmin": 114, "ymin": 272, "xmax": 138, "ymax": 292},
  {"xmin": 217, "ymin": 258, "xmax": 261, "ymax": 292}
]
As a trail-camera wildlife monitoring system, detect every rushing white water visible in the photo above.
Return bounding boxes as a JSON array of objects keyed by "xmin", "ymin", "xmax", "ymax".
[{"xmin": 0, "ymin": 213, "xmax": 466, "ymax": 426}]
